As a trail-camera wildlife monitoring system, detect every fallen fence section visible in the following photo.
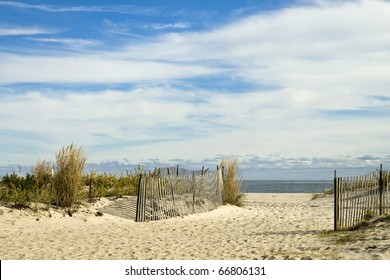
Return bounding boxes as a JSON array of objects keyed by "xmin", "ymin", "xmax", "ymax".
[
  {"xmin": 136, "ymin": 168, "xmax": 223, "ymax": 222},
  {"xmin": 334, "ymin": 164, "xmax": 390, "ymax": 230}
]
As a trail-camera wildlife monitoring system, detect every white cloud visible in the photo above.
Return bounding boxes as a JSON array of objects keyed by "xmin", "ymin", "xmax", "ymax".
[
  {"xmin": 0, "ymin": 26, "xmax": 57, "ymax": 36},
  {"xmin": 0, "ymin": 85, "xmax": 388, "ymax": 165},
  {"xmin": 145, "ymin": 22, "xmax": 191, "ymax": 30},
  {"xmin": 0, "ymin": 88, "xmax": 219, "ymax": 163},
  {"xmin": 3, "ymin": 0, "xmax": 390, "ymax": 98},
  {"xmin": 1, "ymin": 0, "xmax": 390, "ymax": 175},
  {"xmin": 0, "ymin": 1, "xmax": 159, "ymax": 15},
  {"xmin": 0, "ymin": 53, "xmax": 225, "ymax": 83},
  {"xmin": 24, "ymin": 37, "xmax": 101, "ymax": 48},
  {"xmin": 103, "ymin": 19, "xmax": 133, "ymax": 36}
]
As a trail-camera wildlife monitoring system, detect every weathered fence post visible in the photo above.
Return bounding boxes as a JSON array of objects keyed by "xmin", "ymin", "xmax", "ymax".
[
  {"xmin": 217, "ymin": 165, "xmax": 224, "ymax": 205},
  {"xmin": 334, "ymin": 170, "xmax": 338, "ymax": 231},
  {"xmin": 169, "ymin": 172, "xmax": 176, "ymax": 214},
  {"xmin": 192, "ymin": 171, "xmax": 196, "ymax": 214},
  {"xmin": 379, "ymin": 164, "xmax": 383, "ymax": 215},
  {"xmin": 135, "ymin": 173, "xmax": 143, "ymax": 222},
  {"xmin": 88, "ymin": 172, "xmax": 93, "ymax": 200}
]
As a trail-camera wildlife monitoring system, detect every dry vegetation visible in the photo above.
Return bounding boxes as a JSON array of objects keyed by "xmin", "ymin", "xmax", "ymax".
[
  {"xmin": 0, "ymin": 143, "xmax": 139, "ymax": 212},
  {"xmin": 221, "ymin": 159, "xmax": 245, "ymax": 206},
  {"xmin": 52, "ymin": 144, "xmax": 87, "ymax": 208},
  {"xmin": 1, "ymin": 145, "xmax": 245, "ymax": 216}
]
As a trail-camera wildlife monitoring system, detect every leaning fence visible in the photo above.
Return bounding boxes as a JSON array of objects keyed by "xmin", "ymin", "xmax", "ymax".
[
  {"xmin": 334, "ymin": 164, "xmax": 390, "ymax": 230},
  {"xmin": 136, "ymin": 167, "xmax": 223, "ymax": 222}
]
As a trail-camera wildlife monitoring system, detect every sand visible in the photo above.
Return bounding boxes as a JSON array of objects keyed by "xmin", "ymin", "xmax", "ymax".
[{"xmin": 0, "ymin": 193, "xmax": 389, "ymax": 260}]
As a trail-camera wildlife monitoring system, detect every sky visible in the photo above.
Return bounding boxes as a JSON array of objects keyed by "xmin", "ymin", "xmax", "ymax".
[{"xmin": 1, "ymin": 0, "xmax": 390, "ymax": 179}]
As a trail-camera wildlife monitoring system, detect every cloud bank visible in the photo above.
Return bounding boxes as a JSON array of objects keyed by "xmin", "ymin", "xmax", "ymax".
[{"xmin": 1, "ymin": 0, "xmax": 390, "ymax": 178}]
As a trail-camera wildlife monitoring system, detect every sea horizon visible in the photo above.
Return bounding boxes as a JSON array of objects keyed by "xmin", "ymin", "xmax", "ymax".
[{"xmin": 241, "ymin": 179, "xmax": 333, "ymax": 194}]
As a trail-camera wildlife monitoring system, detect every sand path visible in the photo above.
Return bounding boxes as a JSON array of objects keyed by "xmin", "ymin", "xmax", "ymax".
[{"xmin": 0, "ymin": 193, "xmax": 389, "ymax": 260}]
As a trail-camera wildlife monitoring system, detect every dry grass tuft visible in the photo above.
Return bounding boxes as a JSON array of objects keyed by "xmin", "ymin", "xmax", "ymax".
[
  {"xmin": 32, "ymin": 160, "xmax": 52, "ymax": 187},
  {"xmin": 221, "ymin": 159, "xmax": 245, "ymax": 206},
  {"xmin": 52, "ymin": 143, "xmax": 87, "ymax": 208},
  {"xmin": 311, "ymin": 188, "xmax": 334, "ymax": 200},
  {"xmin": 31, "ymin": 159, "xmax": 53, "ymax": 209}
]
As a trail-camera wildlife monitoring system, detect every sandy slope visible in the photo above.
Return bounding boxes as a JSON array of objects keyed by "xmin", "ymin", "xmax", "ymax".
[{"xmin": 0, "ymin": 193, "xmax": 389, "ymax": 260}]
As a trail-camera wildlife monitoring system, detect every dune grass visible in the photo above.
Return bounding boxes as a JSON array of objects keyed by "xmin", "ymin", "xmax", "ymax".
[
  {"xmin": 52, "ymin": 143, "xmax": 87, "ymax": 208},
  {"xmin": 1, "ymin": 145, "xmax": 228, "ymax": 213},
  {"xmin": 221, "ymin": 159, "xmax": 245, "ymax": 206}
]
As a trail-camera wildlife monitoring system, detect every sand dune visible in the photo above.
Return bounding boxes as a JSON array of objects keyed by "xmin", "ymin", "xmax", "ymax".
[{"xmin": 0, "ymin": 193, "xmax": 389, "ymax": 260}]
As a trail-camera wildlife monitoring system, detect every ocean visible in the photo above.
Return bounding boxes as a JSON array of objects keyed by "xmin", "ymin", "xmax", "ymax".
[{"xmin": 241, "ymin": 180, "xmax": 333, "ymax": 193}]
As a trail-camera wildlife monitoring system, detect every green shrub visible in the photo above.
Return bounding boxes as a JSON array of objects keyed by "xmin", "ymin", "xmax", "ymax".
[
  {"xmin": 220, "ymin": 159, "xmax": 245, "ymax": 206},
  {"xmin": 0, "ymin": 172, "xmax": 36, "ymax": 208},
  {"xmin": 8, "ymin": 183, "xmax": 30, "ymax": 208},
  {"xmin": 52, "ymin": 143, "xmax": 87, "ymax": 207},
  {"xmin": 0, "ymin": 181, "xmax": 7, "ymax": 202},
  {"xmin": 115, "ymin": 172, "xmax": 139, "ymax": 197},
  {"xmin": 87, "ymin": 171, "xmax": 139, "ymax": 199},
  {"xmin": 91, "ymin": 173, "xmax": 116, "ymax": 198}
]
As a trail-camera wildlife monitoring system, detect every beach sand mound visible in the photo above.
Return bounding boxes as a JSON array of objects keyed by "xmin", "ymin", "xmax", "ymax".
[{"xmin": 0, "ymin": 193, "xmax": 389, "ymax": 260}]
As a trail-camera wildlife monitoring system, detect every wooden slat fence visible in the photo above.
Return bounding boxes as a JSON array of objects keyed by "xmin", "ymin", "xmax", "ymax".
[
  {"xmin": 334, "ymin": 164, "xmax": 390, "ymax": 230},
  {"xmin": 136, "ymin": 167, "xmax": 223, "ymax": 222}
]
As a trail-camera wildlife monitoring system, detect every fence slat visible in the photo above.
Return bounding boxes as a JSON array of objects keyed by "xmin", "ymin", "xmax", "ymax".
[
  {"xmin": 354, "ymin": 176, "xmax": 359, "ymax": 225},
  {"xmin": 334, "ymin": 170, "xmax": 337, "ymax": 230},
  {"xmin": 346, "ymin": 177, "xmax": 352, "ymax": 228},
  {"xmin": 136, "ymin": 168, "xmax": 223, "ymax": 222},
  {"xmin": 335, "ymin": 165, "xmax": 389, "ymax": 230},
  {"xmin": 357, "ymin": 175, "xmax": 363, "ymax": 225},
  {"xmin": 340, "ymin": 178, "xmax": 345, "ymax": 229}
]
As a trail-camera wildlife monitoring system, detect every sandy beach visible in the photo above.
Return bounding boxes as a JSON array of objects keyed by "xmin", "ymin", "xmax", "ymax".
[{"xmin": 0, "ymin": 193, "xmax": 389, "ymax": 260}]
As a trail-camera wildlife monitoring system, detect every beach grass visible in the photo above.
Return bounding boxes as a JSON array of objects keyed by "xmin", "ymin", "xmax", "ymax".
[
  {"xmin": 52, "ymin": 143, "xmax": 87, "ymax": 208},
  {"xmin": 221, "ymin": 159, "xmax": 245, "ymax": 206}
]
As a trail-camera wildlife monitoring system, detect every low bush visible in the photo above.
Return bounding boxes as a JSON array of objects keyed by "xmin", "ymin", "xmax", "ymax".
[
  {"xmin": 0, "ymin": 172, "xmax": 36, "ymax": 208},
  {"xmin": 84, "ymin": 170, "xmax": 140, "ymax": 199}
]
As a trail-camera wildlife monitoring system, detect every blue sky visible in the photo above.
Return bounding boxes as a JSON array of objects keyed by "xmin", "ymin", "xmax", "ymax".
[{"xmin": 1, "ymin": 0, "xmax": 390, "ymax": 179}]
